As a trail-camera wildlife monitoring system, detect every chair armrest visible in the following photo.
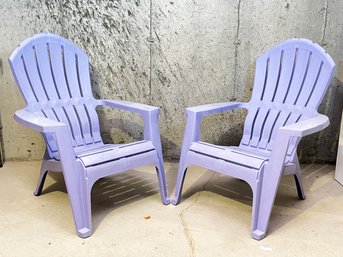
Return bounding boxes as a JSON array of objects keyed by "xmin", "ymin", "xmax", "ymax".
[
  {"xmin": 97, "ymin": 99, "xmax": 162, "ymax": 154},
  {"xmin": 98, "ymin": 99, "xmax": 159, "ymax": 116},
  {"xmin": 267, "ymin": 114, "xmax": 330, "ymax": 177},
  {"xmin": 14, "ymin": 109, "xmax": 67, "ymax": 133},
  {"xmin": 14, "ymin": 109, "xmax": 76, "ymax": 165},
  {"xmin": 185, "ymin": 102, "xmax": 245, "ymax": 119},
  {"xmin": 279, "ymin": 114, "xmax": 329, "ymax": 137},
  {"xmin": 179, "ymin": 102, "xmax": 245, "ymax": 155}
]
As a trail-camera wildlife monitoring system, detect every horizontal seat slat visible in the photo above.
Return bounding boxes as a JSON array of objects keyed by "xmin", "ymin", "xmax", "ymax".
[
  {"xmin": 189, "ymin": 142, "xmax": 269, "ymax": 170},
  {"xmin": 78, "ymin": 140, "xmax": 155, "ymax": 167}
]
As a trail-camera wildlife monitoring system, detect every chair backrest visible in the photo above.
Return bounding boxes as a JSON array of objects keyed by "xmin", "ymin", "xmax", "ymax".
[
  {"xmin": 240, "ymin": 38, "xmax": 335, "ymax": 156},
  {"xmin": 9, "ymin": 33, "xmax": 103, "ymax": 158}
]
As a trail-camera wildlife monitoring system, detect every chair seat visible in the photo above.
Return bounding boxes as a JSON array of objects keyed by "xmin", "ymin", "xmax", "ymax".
[
  {"xmin": 189, "ymin": 141, "xmax": 269, "ymax": 170},
  {"xmin": 77, "ymin": 140, "xmax": 155, "ymax": 167}
]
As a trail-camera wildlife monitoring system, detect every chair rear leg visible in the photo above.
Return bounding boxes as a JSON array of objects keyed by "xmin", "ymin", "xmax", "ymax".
[
  {"xmin": 294, "ymin": 170, "xmax": 306, "ymax": 200},
  {"xmin": 34, "ymin": 160, "xmax": 49, "ymax": 196},
  {"xmin": 293, "ymin": 158, "xmax": 306, "ymax": 200}
]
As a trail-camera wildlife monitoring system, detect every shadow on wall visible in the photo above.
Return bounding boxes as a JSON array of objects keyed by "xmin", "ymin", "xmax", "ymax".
[
  {"xmin": 90, "ymin": 65, "xmax": 182, "ymax": 159},
  {"xmin": 298, "ymin": 77, "xmax": 343, "ymax": 163}
]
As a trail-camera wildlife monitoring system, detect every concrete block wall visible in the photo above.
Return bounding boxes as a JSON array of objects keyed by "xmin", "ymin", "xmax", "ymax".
[{"xmin": 0, "ymin": 0, "xmax": 342, "ymax": 162}]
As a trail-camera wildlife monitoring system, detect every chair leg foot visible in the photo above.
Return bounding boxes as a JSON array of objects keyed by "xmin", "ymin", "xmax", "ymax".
[
  {"xmin": 162, "ymin": 197, "xmax": 171, "ymax": 205},
  {"xmin": 77, "ymin": 227, "xmax": 92, "ymax": 238},
  {"xmin": 171, "ymin": 197, "xmax": 181, "ymax": 205},
  {"xmin": 252, "ymin": 229, "xmax": 266, "ymax": 240}
]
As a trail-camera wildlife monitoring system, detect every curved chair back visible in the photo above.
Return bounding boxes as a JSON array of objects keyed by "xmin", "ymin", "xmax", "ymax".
[
  {"xmin": 9, "ymin": 34, "xmax": 103, "ymax": 158},
  {"xmin": 240, "ymin": 39, "xmax": 335, "ymax": 156}
]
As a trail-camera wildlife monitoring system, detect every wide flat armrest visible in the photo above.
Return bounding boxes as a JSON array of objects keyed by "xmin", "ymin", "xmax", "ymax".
[
  {"xmin": 14, "ymin": 109, "xmax": 67, "ymax": 133},
  {"xmin": 98, "ymin": 99, "xmax": 162, "ymax": 149},
  {"xmin": 185, "ymin": 102, "xmax": 245, "ymax": 119},
  {"xmin": 98, "ymin": 99, "xmax": 159, "ymax": 116},
  {"xmin": 279, "ymin": 114, "xmax": 329, "ymax": 137},
  {"xmin": 268, "ymin": 114, "xmax": 330, "ymax": 178}
]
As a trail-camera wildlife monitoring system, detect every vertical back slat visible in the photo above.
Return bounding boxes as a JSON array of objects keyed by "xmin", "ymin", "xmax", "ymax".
[
  {"xmin": 266, "ymin": 111, "xmax": 292, "ymax": 151},
  {"xmin": 241, "ymin": 108, "xmax": 260, "ymax": 146},
  {"xmin": 84, "ymin": 105, "xmax": 102, "ymax": 143},
  {"xmin": 63, "ymin": 44, "xmax": 82, "ymax": 98},
  {"xmin": 77, "ymin": 53, "xmax": 92, "ymax": 97},
  {"xmin": 257, "ymin": 109, "xmax": 280, "ymax": 149},
  {"xmin": 251, "ymin": 57, "xmax": 269, "ymax": 101},
  {"xmin": 249, "ymin": 109, "xmax": 270, "ymax": 147},
  {"xmin": 21, "ymin": 44, "xmax": 49, "ymax": 101},
  {"xmin": 283, "ymin": 49, "xmax": 311, "ymax": 105},
  {"xmin": 49, "ymin": 43, "xmax": 71, "ymax": 99},
  {"xmin": 305, "ymin": 62, "xmax": 333, "ymax": 108},
  {"xmin": 10, "ymin": 57, "xmax": 38, "ymax": 103},
  {"xmin": 74, "ymin": 105, "xmax": 93, "ymax": 144},
  {"xmin": 272, "ymin": 48, "xmax": 297, "ymax": 103},
  {"xmin": 261, "ymin": 49, "xmax": 283, "ymax": 102},
  {"xmin": 294, "ymin": 52, "xmax": 325, "ymax": 107},
  {"xmin": 63, "ymin": 106, "xmax": 86, "ymax": 146},
  {"xmin": 35, "ymin": 42, "xmax": 60, "ymax": 100}
]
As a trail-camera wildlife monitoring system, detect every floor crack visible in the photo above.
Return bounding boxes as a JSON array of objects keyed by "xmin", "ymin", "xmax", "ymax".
[{"xmin": 179, "ymin": 192, "xmax": 201, "ymax": 257}]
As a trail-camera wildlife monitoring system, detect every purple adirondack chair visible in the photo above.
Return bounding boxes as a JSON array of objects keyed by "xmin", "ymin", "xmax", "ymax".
[
  {"xmin": 171, "ymin": 38, "xmax": 335, "ymax": 240},
  {"xmin": 9, "ymin": 33, "xmax": 169, "ymax": 238}
]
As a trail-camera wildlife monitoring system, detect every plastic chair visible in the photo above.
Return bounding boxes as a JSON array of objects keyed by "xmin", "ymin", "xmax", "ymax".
[
  {"xmin": 171, "ymin": 38, "xmax": 335, "ymax": 240},
  {"xmin": 9, "ymin": 33, "xmax": 169, "ymax": 238}
]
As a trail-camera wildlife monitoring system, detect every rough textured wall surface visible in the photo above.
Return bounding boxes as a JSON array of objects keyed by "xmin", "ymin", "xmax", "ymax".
[
  {"xmin": 151, "ymin": 0, "xmax": 243, "ymax": 158},
  {"xmin": 59, "ymin": 0, "xmax": 151, "ymax": 144},
  {"xmin": 0, "ymin": 0, "xmax": 342, "ymax": 162}
]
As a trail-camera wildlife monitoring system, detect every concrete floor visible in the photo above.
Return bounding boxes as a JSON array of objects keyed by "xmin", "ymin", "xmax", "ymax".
[{"xmin": 0, "ymin": 161, "xmax": 343, "ymax": 257}]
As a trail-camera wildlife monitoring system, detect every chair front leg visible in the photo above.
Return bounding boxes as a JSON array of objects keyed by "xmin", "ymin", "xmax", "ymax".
[
  {"xmin": 172, "ymin": 111, "xmax": 201, "ymax": 205},
  {"xmin": 54, "ymin": 128, "xmax": 93, "ymax": 238},
  {"xmin": 144, "ymin": 109, "xmax": 170, "ymax": 204}
]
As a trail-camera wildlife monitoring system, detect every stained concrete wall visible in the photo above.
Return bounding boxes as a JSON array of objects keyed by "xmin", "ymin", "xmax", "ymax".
[{"xmin": 0, "ymin": 0, "xmax": 342, "ymax": 162}]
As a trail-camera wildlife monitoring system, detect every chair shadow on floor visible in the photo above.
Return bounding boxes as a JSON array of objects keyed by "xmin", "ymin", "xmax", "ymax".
[
  {"xmin": 173, "ymin": 163, "xmax": 338, "ymax": 236},
  {"xmin": 40, "ymin": 166, "xmax": 171, "ymax": 234}
]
